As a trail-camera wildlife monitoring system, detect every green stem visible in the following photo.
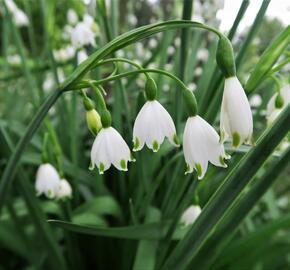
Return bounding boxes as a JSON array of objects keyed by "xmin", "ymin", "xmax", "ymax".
[
  {"xmin": 235, "ymin": 0, "xmax": 271, "ymax": 68},
  {"xmin": 176, "ymin": 0, "xmax": 193, "ymax": 128},
  {"xmin": 270, "ymin": 57, "xmax": 290, "ymax": 74},
  {"xmin": 89, "ymin": 83, "xmax": 107, "ymax": 110},
  {"xmin": 71, "ymin": 68, "xmax": 189, "ymax": 91}
]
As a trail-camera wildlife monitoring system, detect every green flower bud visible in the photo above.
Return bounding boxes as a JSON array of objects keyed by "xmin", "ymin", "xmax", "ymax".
[
  {"xmin": 83, "ymin": 96, "xmax": 95, "ymax": 111},
  {"xmin": 86, "ymin": 109, "xmax": 102, "ymax": 135},
  {"xmin": 145, "ymin": 77, "xmax": 157, "ymax": 100},
  {"xmin": 216, "ymin": 36, "xmax": 236, "ymax": 78},
  {"xmin": 101, "ymin": 109, "xmax": 112, "ymax": 128},
  {"xmin": 275, "ymin": 94, "xmax": 284, "ymax": 109},
  {"xmin": 183, "ymin": 89, "xmax": 198, "ymax": 116}
]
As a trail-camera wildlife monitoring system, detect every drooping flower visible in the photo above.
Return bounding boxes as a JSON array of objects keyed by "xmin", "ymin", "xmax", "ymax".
[
  {"xmin": 5, "ymin": 0, "xmax": 29, "ymax": 27},
  {"xmin": 35, "ymin": 163, "xmax": 60, "ymax": 198},
  {"xmin": 180, "ymin": 205, "xmax": 202, "ymax": 226},
  {"xmin": 67, "ymin": 9, "xmax": 78, "ymax": 25},
  {"xmin": 183, "ymin": 115, "xmax": 229, "ymax": 179},
  {"xmin": 267, "ymin": 84, "xmax": 290, "ymax": 125},
  {"xmin": 133, "ymin": 100, "xmax": 179, "ymax": 152},
  {"xmin": 70, "ymin": 18, "xmax": 96, "ymax": 48},
  {"xmin": 90, "ymin": 127, "xmax": 134, "ymax": 174},
  {"xmin": 53, "ymin": 45, "xmax": 75, "ymax": 63},
  {"xmin": 55, "ymin": 179, "xmax": 72, "ymax": 200},
  {"xmin": 220, "ymin": 76, "xmax": 253, "ymax": 148}
]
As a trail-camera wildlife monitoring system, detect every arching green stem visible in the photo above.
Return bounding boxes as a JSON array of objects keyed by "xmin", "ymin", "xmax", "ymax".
[
  {"xmin": 70, "ymin": 69, "xmax": 189, "ymax": 91},
  {"xmin": 88, "ymin": 82, "xmax": 107, "ymax": 110}
]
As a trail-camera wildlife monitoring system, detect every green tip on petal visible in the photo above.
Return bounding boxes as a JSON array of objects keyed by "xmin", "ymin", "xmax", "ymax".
[
  {"xmin": 185, "ymin": 163, "xmax": 192, "ymax": 175},
  {"xmin": 89, "ymin": 161, "xmax": 95, "ymax": 171},
  {"xmin": 130, "ymin": 153, "xmax": 136, "ymax": 162},
  {"xmin": 232, "ymin": 132, "xmax": 240, "ymax": 148},
  {"xmin": 133, "ymin": 137, "xmax": 140, "ymax": 151},
  {"xmin": 220, "ymin": 130, "xmax": 225, "ymax": 143},
  {"xmin": 120, "ymin": 159, "xmax": 128, "ymax": 171},
  {"xmin": 195, "ymin": 163, "xmax": 203, "ymax": 179},
  {"xmin": 219, "ymin": 156, "xmax": 227, "ymax": 168},
  {"xmin": 173, "ymin": 134, "xmax": 180, "ymax": 146},
  {"xmin": 152, "ymin": 140, "xmax": 159, "ymax": 152},
  {"xmin": 99, "ymin": 162, "xmax": 105, "ymax": 174},
  {"xmin": 47, "ymin": 190, "xmax": 53, "ymax": 199},
  {"xmin": 246, "ymin": 136, "xmax": 255, "ymax": 146}
]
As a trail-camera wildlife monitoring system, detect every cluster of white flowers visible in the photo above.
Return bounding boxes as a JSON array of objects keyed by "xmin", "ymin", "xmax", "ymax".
[
  {"xmin": 68, "ymin": 13, "xmax": 98, "ymax": 49},
  {"xmin": 193, "ymin": 0, "xmax": 224, "ymax": 26},
  {"xmin": 53, "ymin": 45, "xmax": 75, "ymax": 63},
  {"xmin": 5, "ymin": 0, "xmax": 29, "ymax": 27},
  {"xmin": 89, "ymin": 75, "xmax": 253, "ymax": 179},
  {"xmin": 35, "ymin": 163, "xmax": 72, "ymax": 200}
]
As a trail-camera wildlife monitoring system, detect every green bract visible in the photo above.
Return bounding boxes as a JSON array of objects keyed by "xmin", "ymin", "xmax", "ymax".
[
  {"xmin": 145, "ymin": 77, "xmax": 157, "ymax": 101},
  {"xmin": 216, "ymin": 36, "xmax": 236, "ymax": 78},
  {"xmin": 100, "ymin": 109, "xmax": 112, "ymax": 128}
]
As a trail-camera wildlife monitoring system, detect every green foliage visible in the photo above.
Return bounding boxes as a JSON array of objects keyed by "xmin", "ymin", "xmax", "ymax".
[{"xmin": 0, "ymin": 0, "xmax": 289, "ymax": 269}]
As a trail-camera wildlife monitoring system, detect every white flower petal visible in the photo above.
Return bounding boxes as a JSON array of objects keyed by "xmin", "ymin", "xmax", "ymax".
[
  {"xmin": 220, "ymin": 76, "xmax": 253, "ymax": 147},
  {"xmin": 56, "ymin": 179, "xmax": 72, "ymax": 199},
  {"xmin": 180, "ymin": 205, "xmax": 202, "ymax": 226},
  {"xmin": 71, "ymin": 22, "xmax": 96, "ymax": 49},
  {"xmin": 35, "ymin": 163, "xmax": 61, "ymax": 198},
  {"xmin": 91, "ymin": 127, "xmax": 132, "ymax": 173},
  {"xmin": 133, "ymin": 100, "xmax": 177, "ymax": 152},
  {"xmin": 183, "ymin": 116, "xmax": 228, "ymax": 179}
]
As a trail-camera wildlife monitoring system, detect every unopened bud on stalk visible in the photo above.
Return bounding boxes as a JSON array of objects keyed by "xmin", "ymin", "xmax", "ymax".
[
  {"xmin": 83, "ymin": 96, "xmax": 102, "ymax": 135},
  {"xmin": 216, "ymin": 36, "xmax": 236, "ymax": 78},
  {"xmin": 86, "ymin": 110, "xmax": 102, "ymax": 135}
]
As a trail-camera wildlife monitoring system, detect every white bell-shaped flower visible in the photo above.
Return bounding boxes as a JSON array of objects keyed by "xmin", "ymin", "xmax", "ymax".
[
  {"xmin": 67, "ymin": 9, "xmax": 78, "ymax": 25},
  {"xmin": 133, "ymin": 100, "xmax": 179, "ymax": 152},
  {"xmin": 183, "ymin": 115, "xmax": 229, "ymax": 179},
  {"xmin": 267, "ymin": 84, "xmax": 290, "ymax": 125},
  {"xmin": 13, "ymin": 8, "xmax": 29, "ymax": 26},
  {"xmin": 180, "ymin": 205, "xmax": 202, "ymax": 226},
  {"xmin": 56, "ymin": 179, "xmax": 72, "ymax": 200},
  {"xmin": 220, "ymin": 76, "xmax": 253, "ymax": 148},
  {"xmin": 91, "ymin": 127, "xmax": 134, "ymax": 174},
  {"xmin": 5, "ymin": 0, "xmax": 29, "ymax": 27},
  {"xmin": 71, "ymin": 22, "xmax": 96, "ymax": 49},
  {"xmin": 35, "ymin": 163, "xmax": 61, "ymax": 198}
]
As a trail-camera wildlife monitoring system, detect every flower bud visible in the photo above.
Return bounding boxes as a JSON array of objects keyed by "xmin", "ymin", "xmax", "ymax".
[
  {"xmin": 86, "ymin": 109, "xmax": 102, "ymax": 135},
  {"xmin": 216, "ymin": 36, "xmax": 236, "ymax": 78},
  {"xmin": 183, "ymin": 89, "xmax": 198, "ymax": 116},
  {"xmin": 145, "ymin": 77, "xmax": 157, "ymax": 100},
  {"xmin": 101, "ymin": 109, "xmax": 112, "ymax": 128},
  {"xmin": 83, "ymin": 96, "xmax": 95, "ymax": 111},
  {"xmin": 275, "ymin": 94, "xmax": 284, "ymax": 109}
]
